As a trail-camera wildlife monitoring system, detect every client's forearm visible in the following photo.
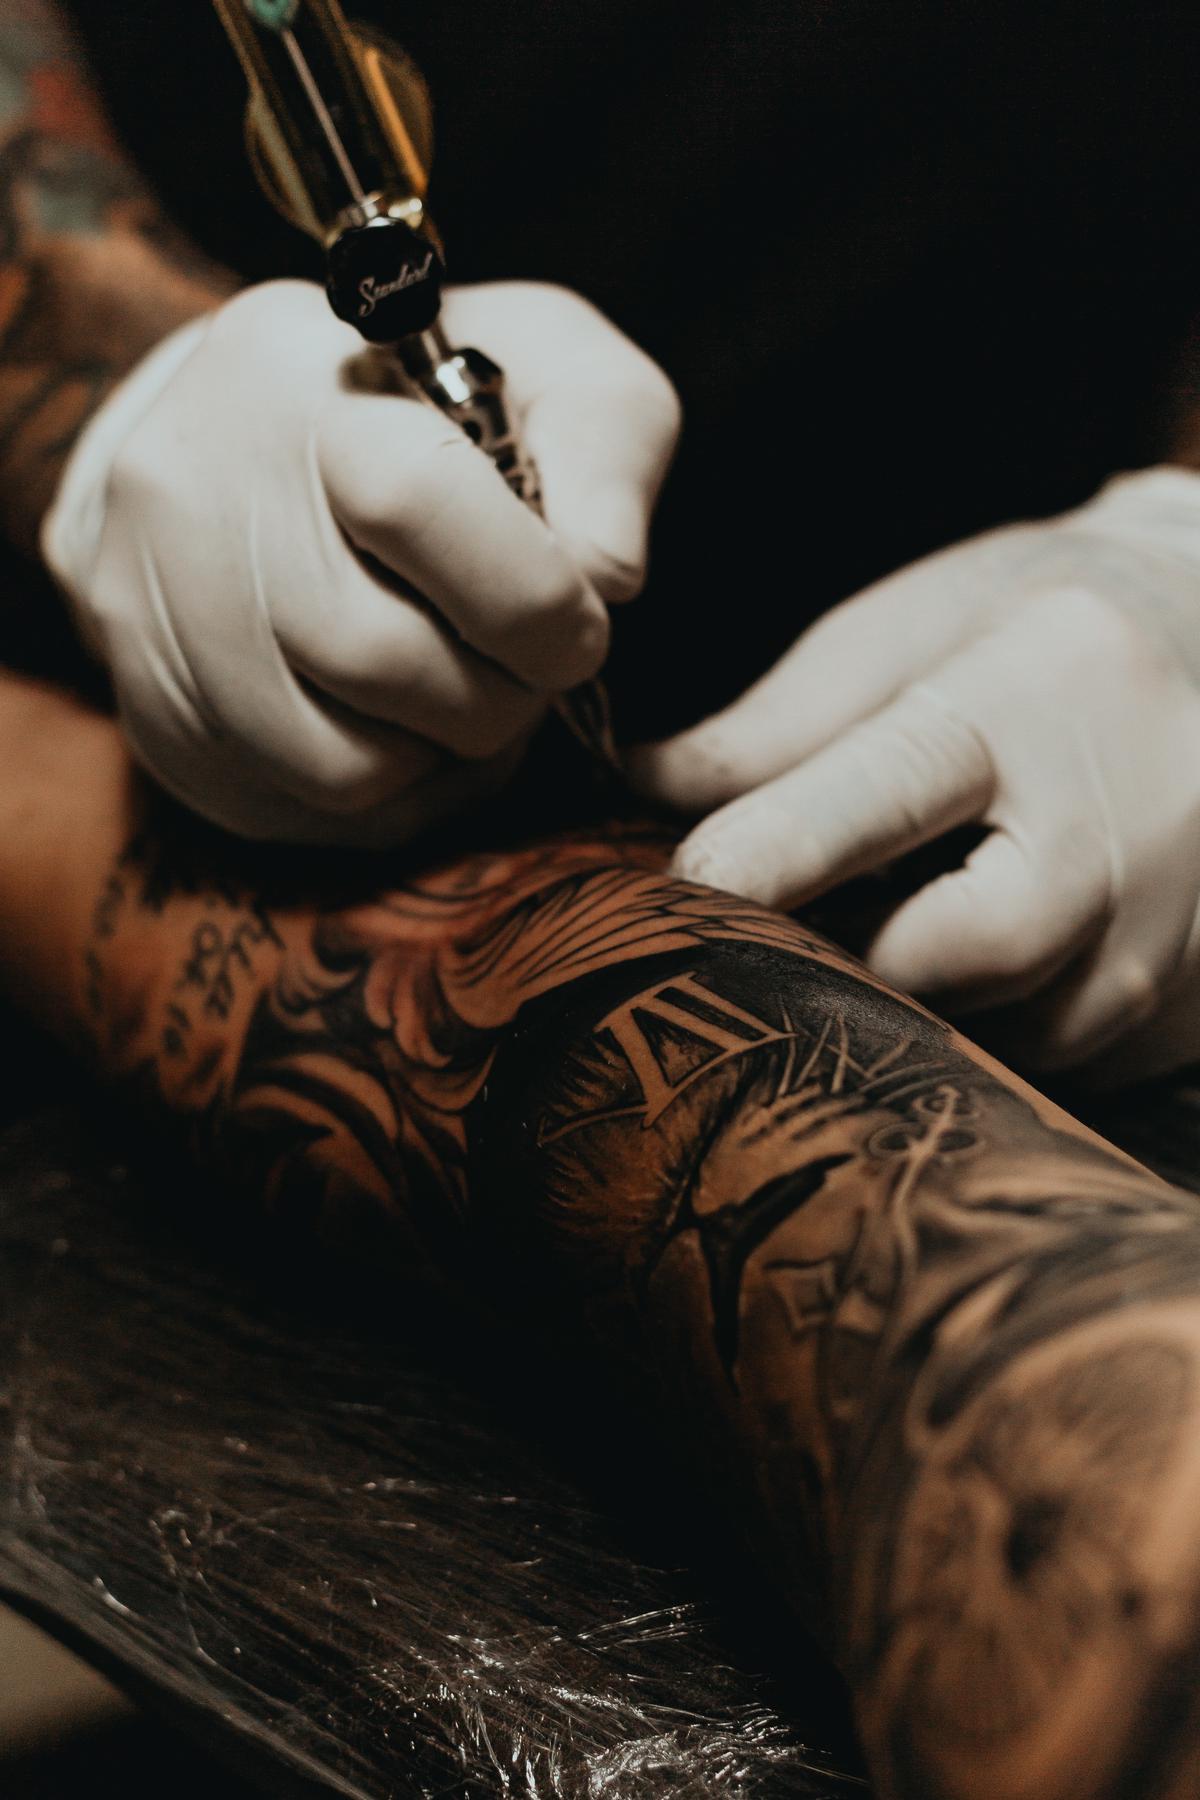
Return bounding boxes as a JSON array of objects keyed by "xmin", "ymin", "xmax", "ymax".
[{"xmin": 8, "ymin": 679, "xmax": 1200, "ymax": 1800}]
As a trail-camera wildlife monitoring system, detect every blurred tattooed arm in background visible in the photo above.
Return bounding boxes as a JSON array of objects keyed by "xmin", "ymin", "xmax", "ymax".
[
  {"xmin": 0, "ymin": 0, "xmax": 231, "ymax": 555},
  {"xmin": 2, "ymin": 669, "xmax": 1200, "ymax": 1800}
]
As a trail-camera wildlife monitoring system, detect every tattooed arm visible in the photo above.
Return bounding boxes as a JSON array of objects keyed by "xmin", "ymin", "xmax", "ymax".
[
  {"xmin": 0, "ymin": 0, "xmax": 233, "ymax": 554},
  {"xmin": 5, "ymin": 671, "xmax": 1200, "ymax": 1800}
]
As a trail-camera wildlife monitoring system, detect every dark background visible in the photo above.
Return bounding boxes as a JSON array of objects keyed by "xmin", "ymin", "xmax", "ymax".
[{"xmin": 67, "ymin": 0, "xmax": 1200, "ymax": 737}]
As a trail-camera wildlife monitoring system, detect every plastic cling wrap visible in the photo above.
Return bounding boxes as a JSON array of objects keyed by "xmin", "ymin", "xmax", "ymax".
[{"xmin": 0, "ymin": 1104, "xmax": 868, "ymax": 1798}]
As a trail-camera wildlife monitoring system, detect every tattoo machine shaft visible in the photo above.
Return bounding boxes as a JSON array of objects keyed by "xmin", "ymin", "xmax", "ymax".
[{"xmin": 211, "ymin": 0, "xmax": 618, "ymax": 769}]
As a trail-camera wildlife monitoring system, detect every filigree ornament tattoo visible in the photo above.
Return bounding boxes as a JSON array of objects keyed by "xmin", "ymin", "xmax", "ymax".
[{"xmin": 83, "ymin": 823, "xmax": 1200, "ymax": 1799}]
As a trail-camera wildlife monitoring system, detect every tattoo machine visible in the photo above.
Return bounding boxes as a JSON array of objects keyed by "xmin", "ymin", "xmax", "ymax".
[{"xmin": 211, "ymin": 0, "xmax": 617, "ymax": 769}]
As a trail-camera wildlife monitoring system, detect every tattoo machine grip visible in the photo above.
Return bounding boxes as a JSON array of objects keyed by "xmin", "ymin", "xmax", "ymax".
[{"xmin": 211, "ymin": 0, "xmax": 618, "ymax": 769}]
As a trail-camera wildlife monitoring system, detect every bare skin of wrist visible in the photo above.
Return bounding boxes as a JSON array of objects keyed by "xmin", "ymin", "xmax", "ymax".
[
  {"xmin": 2, "ymin": 669, "xmax": 1200, "ymax": 1798},
  {"xmin": 0, "ymin": 0, "xmax": 236, "ymax": 555}
]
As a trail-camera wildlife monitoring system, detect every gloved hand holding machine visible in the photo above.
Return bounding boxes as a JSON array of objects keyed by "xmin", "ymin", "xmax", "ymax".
[
  {"xmin": 43, "ymin": 0, "xmax": 677, "ymax": 842},
  {"xmin": 215, "ymin": 0, "xmax": 619, "ymax": 764}
]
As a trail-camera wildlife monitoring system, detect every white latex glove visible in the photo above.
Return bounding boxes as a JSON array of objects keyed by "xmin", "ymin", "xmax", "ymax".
[
  {"xmin": 631, "ymin": 467, "xmax": 1200, "ymax": 1083},
  {"xmin": 43, "ymin": 278, "xmax": 679, "ymax": 843}
]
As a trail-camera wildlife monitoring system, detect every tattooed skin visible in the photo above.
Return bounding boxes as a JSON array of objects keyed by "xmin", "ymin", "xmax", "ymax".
[
  {"xmin": 0, "ymin": 0, "xmax": 232, "ymax": 551},
  {"xmin": 81, "ymin": 820, "xmax": 1200, "ymax": 1800}
]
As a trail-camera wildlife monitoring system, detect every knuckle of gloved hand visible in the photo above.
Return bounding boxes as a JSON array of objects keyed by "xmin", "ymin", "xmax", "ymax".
[
  {"xmin": 1109, "ymin": 956, "xmax": 1160, "ymax": 1019},
  {"xmin": 1038, "ymin": 583, "xmax": 1156, "ymax": 676},
  {"xmin": 529, "ymin": 283, "xmax": 677, "ymax": 388},
  {"xmin": 493, "ymin": 279, "xmax": 599, "ymax": 333},
  {"xmin": 628, "ymin": 355, "xmax": 684, "ymax": 447},
  {"xmin": 576, "ymin": 534, "xmax": 647, "ymax": 607},
  {"xmin": 315, "ymin": 600, "xmax": 434, "ymax": 693},
  {"xmin": 322, "ymin": 414, "xmax": 463, "ymax": 541},
  {"xmin": 108, "ymin": 429, "xmax": 172, "ymax": 507},
  {"xmin": 446, "ymin": 279, "xmax": 592, "ymax": 357}
]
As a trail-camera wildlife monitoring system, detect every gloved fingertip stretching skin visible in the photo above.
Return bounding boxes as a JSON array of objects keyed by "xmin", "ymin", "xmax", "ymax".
[
  {"xmin": 0, "ymin": 672, "xmax": 1198, "ymax": 1800},
  {"xmin": 632, "ymin": 467, "xmax": 1200, "ymax": 1083},
  {"xmin": 42, "ymin": 277, "xmax": 680, "ymax": 846}
]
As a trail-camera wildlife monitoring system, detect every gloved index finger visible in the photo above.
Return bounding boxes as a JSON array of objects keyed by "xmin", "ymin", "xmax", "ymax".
[
  {"xmin": 318, "ymin": 388, "xmax": 610, "ymax": 692},
  {"xmin": 670, "ymin": 683, "xmax": 996, "ymax": 913},
  {"xmin": 627, "ymin": 540, "xmax": 1022, "ymax": 817}
]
